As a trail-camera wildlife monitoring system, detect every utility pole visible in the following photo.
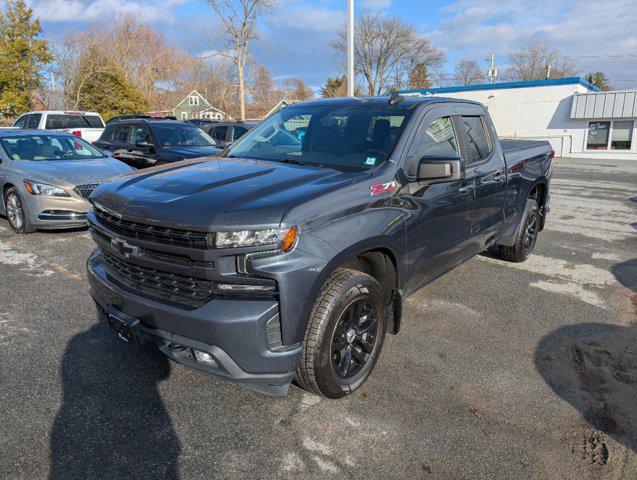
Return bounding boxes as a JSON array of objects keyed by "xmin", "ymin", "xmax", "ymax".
[
  {"xmin": 347, "ymin": 0, "xmax": 355, "ymax": 97},
  {"xmin": 487, "ymin": 53, "xmax": 497, "ymax": 84}
]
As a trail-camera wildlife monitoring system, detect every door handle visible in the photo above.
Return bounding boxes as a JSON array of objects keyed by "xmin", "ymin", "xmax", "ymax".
[
  {"xmin": 458, "ymin": 185, "xmax": 474, "ymax": 194},
  {"xmin": 493, "ymin": 172, "xmax": 505, "ymax": 183}
]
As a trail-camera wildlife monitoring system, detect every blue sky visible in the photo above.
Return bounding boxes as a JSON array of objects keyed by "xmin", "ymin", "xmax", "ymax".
[{"xmin": 25, "ymin": 0, "xmax": 637, "ymax": 90}]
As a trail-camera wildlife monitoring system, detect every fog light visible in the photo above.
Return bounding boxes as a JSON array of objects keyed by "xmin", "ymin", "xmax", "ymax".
[
  {"xmin": 193, "ymin": 349, "xmax": 217, "ymax": 367},
  {"xmin": 217, "ymin": 283, "xmax": 276, "ymax": 293}
]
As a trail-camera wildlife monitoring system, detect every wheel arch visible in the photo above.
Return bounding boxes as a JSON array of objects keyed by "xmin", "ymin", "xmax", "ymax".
[{"xmin": 299, "ymin": 240, "xmax": 403, "ymax": 342}]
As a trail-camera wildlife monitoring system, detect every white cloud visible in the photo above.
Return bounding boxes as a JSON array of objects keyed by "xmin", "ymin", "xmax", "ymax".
[
  {"xmin": 28, "ymin": 0, "xmax": 187, "ymax": 23},
  {"xmin": 361, "ymin": 0, "xmax": 392, "ymax": 9},
  {"xmin": 427, "ymin": 0, "xmax": 637, "ymax": 88}
]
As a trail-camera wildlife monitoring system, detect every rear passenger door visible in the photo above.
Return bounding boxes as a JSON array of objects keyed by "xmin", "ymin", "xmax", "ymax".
[{"xmin": 458, "ymin": 110, "xmax": 507, "ymax": 253}]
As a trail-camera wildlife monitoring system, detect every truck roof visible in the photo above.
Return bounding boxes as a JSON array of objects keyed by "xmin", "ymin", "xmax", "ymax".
[
  {"xmin": 17, "ymin": 110, "xmax": 102, "ymax": 116},
  {"xmin": 0, "ymin": 129, "xmax": 78, "ymax": 137},
  {"xmin": 289, "ymin": 95, "xmax": 481, "ymax": 109}
]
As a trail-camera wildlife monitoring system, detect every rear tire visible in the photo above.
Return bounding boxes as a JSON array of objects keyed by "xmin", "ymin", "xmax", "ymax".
[
  {"xmin": 499, "ymin": 198, "xmax": 540, "ymax": 262},
  {"xmin": 4, "ymin": 188, "xmax": 35, "ymax": 234},
  {"xmin": 295, "ymin": 268, "xmax": 387, "ymax": 399}
]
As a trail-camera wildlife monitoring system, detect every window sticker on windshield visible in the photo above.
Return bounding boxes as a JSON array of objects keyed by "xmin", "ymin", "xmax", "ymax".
[{"xmin": 364, "ymin": 156, "xmax": 377, "ymax": 166}]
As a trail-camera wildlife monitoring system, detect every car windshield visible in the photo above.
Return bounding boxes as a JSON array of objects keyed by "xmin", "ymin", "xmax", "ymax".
[
  {"xmin": 0, "ymin": 134, "xmax": 106, "ymax": 161},
  {"xmin": 226, "ymin": 105, "xmax": 412, "ymax": 171},
  {"xmin": 152, "ymin": 125, "xmax": 217, "ymax": 148},
  {"xmin": 45, "ymin": 114, "xmax": 104, "ymax": 129}
]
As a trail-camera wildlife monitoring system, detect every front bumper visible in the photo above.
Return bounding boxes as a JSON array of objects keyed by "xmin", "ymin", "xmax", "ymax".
[
  {"xmin": 22, "ymin": 192, "xmax": 90, "ymax": 229},
  {"xmin": 87, "ymin": 252, "xmax": 301, "ymax": 396}
]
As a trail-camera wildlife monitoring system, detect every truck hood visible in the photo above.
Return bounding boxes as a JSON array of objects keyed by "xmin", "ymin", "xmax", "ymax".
[
  {"xmin": 91, "ymin": 157, "xmax": 366, "ymax": 230},
  {"xmin": 12, "ymin": 157, "xmax": 132, "ymax": 184}
]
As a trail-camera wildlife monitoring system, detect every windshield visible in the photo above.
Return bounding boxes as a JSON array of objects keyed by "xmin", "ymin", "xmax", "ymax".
[
  {"xmin": 45, "ymin": 114, "xmax": 104, "ymax": 129},
  {"xmin": 226, "ymin": 105, "xmax": 411, "ymax": 171},
  {"xmin": 152, "ymin": 125, "xmax": 217, "ymax": 148},
  {"xmin": 0, "ymin": 134, "xmax": 106, "ymax": 161}
]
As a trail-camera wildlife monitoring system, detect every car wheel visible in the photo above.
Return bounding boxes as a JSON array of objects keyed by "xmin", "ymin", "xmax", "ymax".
[
  {"xmin": 499, "ymin": 198, "xmax": 540, "ymax": 262},
  {"xmin": 295, "ymin": 268, "xmax": 387, "ymax": 398},
  {"xmin": 4, "ymin": 188, "xmax": 35, "ymax": 234}
]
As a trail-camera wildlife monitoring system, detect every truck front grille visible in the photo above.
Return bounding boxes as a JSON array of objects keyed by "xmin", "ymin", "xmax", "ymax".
[
  {"xmin": 74, "ymin": 183, "xmax": 99, "ymax": 199},
  {"xmin": 95, "ymin": 209, "xmax": 212, "ymax": 249},
  {"xmin": 102, "ymin": 251, "xmax": 213, "ymax": 308}
]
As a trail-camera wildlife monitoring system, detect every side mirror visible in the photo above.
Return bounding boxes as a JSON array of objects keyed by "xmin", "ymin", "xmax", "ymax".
[
  {"xmin": 135, "ymin": 140, "xmax": 154, "ymax": 149},
  {"xmin": 417, "ymin": 158, "xmax": 464, "ymax": 183}
]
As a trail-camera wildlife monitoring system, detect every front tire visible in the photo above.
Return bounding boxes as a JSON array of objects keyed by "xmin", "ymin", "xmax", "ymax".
[
  {"xmin": 4, "ymin": 188, "xmax": 35, "ymax": 234},
  {"xmin": 499, "ymin": 198, "xmax": 540, "ymax": 262},
  {"xmin": 295, "ymin": 268, "xmax": 387, "ymax": 399}
]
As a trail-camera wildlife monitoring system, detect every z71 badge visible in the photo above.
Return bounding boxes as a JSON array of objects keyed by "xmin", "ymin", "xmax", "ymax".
[{"xmin": 370, "ymin": 181, "xmax": 399, "ymax": 195}]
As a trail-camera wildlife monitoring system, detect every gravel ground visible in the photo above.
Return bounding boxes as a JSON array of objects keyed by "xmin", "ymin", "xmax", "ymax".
[{"xmin": 0, "ymin": 157, "xmax": 635, "ymax": 479}]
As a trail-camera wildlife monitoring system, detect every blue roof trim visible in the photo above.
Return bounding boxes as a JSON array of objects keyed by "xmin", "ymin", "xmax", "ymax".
[{"xmin": 399, "ymin": 77, "xmax": 601, "ymax": 95}]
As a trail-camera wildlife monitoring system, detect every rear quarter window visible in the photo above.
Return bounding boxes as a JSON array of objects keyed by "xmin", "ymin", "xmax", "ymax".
[{"xmin": 45, "ymin": 114, "xmax": 105, "ymax": 129}]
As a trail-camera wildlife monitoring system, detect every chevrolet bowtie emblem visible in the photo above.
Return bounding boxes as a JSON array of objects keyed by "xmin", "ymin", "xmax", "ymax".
[{"xmin": 111, "ymin": 238, "xmax": 139, "ymax": 258}]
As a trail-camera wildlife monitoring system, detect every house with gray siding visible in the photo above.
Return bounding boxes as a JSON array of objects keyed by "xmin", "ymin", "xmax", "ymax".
[{"xmin": 171, "ymin": 90, "xmax": 228, "ymax": 121}]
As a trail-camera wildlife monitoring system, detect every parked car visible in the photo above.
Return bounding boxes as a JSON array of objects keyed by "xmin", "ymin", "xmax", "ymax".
[
  {"xmin": 87, "ymin": 96, "xmax": 553, "ymax": 398},
  {"xmin": 0, "ymin": 130, "xmax": 132, "ymax": 233},
  {"xmin": 202, "ymin": 121, "xmax": 258, "ymax": 147},
  {"xmin": 106, "ymin": 114, "xmax": 177, "ymax": 124},
  {"xmin": 187, "ymin": 119, "xmax": 219, "ymax": 128},
  {"xmin": 93, "ymin": 119, "xmax": 222, "ymax": 169},
  {"xmin": 12, "ymin": 111, "xmax": 105, "ymax": 143}
]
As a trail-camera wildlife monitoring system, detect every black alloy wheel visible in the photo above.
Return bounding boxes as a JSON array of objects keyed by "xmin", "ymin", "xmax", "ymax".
[{"xmin": 330, "ymin": 299, "xmax": 379, "ymax": 378}]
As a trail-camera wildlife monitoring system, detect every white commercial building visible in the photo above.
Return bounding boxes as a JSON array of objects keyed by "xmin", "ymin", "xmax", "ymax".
[{"xmin": 399, "ymin": 78, "xmax": 637, "ymax": 160}]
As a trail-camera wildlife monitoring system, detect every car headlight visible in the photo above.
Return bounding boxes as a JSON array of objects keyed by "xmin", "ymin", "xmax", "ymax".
[
  {"xmin": 23, "ymin": 180, "xmax": 70, "ymax": 197},
  {"xmin": 215, "ymin": 226, "xmax": 297, "ymax": 251}
]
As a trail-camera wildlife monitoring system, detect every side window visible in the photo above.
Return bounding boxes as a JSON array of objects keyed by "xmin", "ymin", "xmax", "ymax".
[
  {"xmin": 211, "ymin": 126, "xmax": 228, "ymax": 142},
  {"xmin": 113, "ymin": 126, "xmax": 130, "ymax": 146},
  {"xmin": 100, "ymin": 125, "xmax": 116, "ymax": 143},
  {"xmin": 462, "ymin": 116, "xmax": 492, "ymax": 163},
  {"xmin": 130, "ymin": 126, "xmax": 151, "ymax": 145},
  {"xmin": 12, "ymin": 115, "xmax": 28, "ymax": 129},
  {"xmin": 27, "ymin": 114, "xmax": 41, "ymax": 129},
  {"xmin": 406, "ymin": 116, "xmax": 459, "ymax": 174},
  {"xmin": 232, "ymin": 126, "xmax": 248, "ymax": 141}
]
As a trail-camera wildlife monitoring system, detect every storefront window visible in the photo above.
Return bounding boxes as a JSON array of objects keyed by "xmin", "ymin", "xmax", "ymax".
[
  {"xmin": 610, "ymin": 121, "xmax": 633, "ymax": 150},
  {"xmin": 586, "ymin": 122, "xmax": 610, "ymax": 150}
]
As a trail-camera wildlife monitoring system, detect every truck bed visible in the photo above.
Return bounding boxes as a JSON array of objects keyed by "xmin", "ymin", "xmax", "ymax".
[{"xmin": 500, "ymin": 139, "xmax": 552, "ymax": 164}]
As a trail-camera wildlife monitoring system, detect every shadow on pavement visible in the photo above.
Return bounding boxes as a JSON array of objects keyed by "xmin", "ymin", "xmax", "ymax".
[
  {"xmin": 612, "ymin": 258, "xmax": 637, "ymax": 292},
  {"xmin": 534, "ymin": 322, "xmax": 636, "ymax": 452},
  {"xmin": 49, "ymin": 322, "xmax": 180, "ymax": 479}
]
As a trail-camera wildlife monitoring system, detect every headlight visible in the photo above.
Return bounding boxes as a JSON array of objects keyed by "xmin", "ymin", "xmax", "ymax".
[
  {"xmin": 23, "ymin": 180, "xmax": 70, "ymax": 197},
  {"xmin": 215, "ymin": 226, "xmax": 297, "ymax": 251}
]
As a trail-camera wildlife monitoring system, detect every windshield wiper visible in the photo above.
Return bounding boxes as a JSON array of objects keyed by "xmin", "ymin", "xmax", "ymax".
[{"xmin": 278, "ymin": 158, "xmax": 306, "ymax": 166}]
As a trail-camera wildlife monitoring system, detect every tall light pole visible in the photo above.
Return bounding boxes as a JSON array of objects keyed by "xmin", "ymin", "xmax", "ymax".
[{"xmin": 347, "ymin": 0, "xmax": 355, "ymax": 97}]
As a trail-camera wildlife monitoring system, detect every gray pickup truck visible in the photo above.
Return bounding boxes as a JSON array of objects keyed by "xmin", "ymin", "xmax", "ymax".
[{"xmin": 86, "ymin": 96, "xmax": 552, "ymax": 398}]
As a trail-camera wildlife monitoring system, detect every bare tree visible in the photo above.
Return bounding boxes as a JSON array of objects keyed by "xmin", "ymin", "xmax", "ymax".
[
  {"xmin": 203, "ymin": 0, "xmax": 275, "ymax": 120},
  {"xmin": 279, "ymin": 77, "xmax": 314, "ymax": 101},
  {"xmin": 507, "ymin": 41, "xmax": 578, "ymax": 81},
  {"xmin": 55, "ymin": 15, "xmax": 191, "ymax": 111},
  {"xmin": 454, "ymin": 59, "xmax": 484, "ymax": 86},
  {"xmin": 333, "ymin": 10, "xmax": 443, "ymax": 95}
]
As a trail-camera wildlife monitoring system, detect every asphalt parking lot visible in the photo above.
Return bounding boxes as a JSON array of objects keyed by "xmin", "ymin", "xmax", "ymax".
[{"xmin": 1, "ymin": 157, "xmax": 635, "ymax": 479}]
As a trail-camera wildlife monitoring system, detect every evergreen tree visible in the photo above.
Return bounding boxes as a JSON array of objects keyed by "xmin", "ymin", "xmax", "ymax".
[
  {"xmin": 75, "ymin": 54, "xmax": 148, "ymax": 120},
  {"xmin": 320, "ymin": 75, "xmax": 362, "ymax": 98},
  {"xmin": 585, "ymin": 72, "xmax": 611, "ymax": 91},
  {"xmin": 0, "ymin": 0, "xmax": 51, "ymax": 117}
]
